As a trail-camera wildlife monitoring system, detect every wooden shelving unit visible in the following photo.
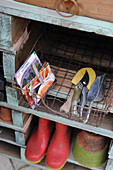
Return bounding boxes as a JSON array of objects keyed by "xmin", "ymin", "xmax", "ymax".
[{"xmin": 0, "ymin": 0, "xmax": 113, "ymax": 169}]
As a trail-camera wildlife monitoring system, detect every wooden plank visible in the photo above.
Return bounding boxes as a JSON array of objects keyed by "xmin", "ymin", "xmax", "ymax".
[
  {"xmin": 0, "ymin": 13, "xmax": 13, "ymax": 52},
  {"xmin": 14, "ymin": 0, "xmax": 54, "ymax": 10},
  {"xmin": 0, "ymin": 116, "xmax": 32, "ymax": 133},
  {"xmin": 1, "ymin": 1, "xmax": 113, "ymax": 37},
  {"xmin": 6, "ymin": 86, "xmax": 18, "ymax": 106},
  {"xmin": 14, "ymin": 114, "xmax": 32, "ymax": 145},
  {"xmin": 11, "ymin": 16, "xmax": 30, "ymax": 51},
  {"xmin": 14, "ymin": 0, "xmax": 113, "ymax": 23},
  {"xmin": 0, "ymin": 13, "xmax": 30, "ymax": 53},
  {"xmin": 12, "ymin": 110, "xmax": 23, "ymax": 127},
  {"xmin": 23, "ymin": 114, "xmax": 33, "ymax": 134},
  {"xmin": 3, "ymin": 21, "xmax": 46, "ymax": 82},
  {"xmin": 0, "ymin": 101, "xmax": 113, "ymax": 139},
  {"xmin": 15, "ymin": 21, "xmax": 46, "ymax": 72},
  {"xmin": 0, "ymin": 117, "xmax": 12, "ymax": 125},
  {"xmin": 3, "ymin": 53, "xmax": 15, "ymax": 82},
  {"xmin": 0, "ymin": 120, "xmax": 25, "ymax": 132},
  {"xmin": 12, "ymin": 110, "xmax": 30, "ymax": 129},
  {"xmin": 15, "ymin": 132, "xmax": 25, "ymax": 145}
]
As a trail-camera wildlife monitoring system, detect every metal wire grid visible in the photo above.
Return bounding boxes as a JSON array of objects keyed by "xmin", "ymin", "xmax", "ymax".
[{"xmin": 14, "ymin": 25, "xmax": 113, "ymax": 126}]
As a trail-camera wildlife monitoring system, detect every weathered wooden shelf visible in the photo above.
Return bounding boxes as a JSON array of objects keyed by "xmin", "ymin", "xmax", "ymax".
[
  {"xmin": 0, "ymin": 141, "xmax": 88, "ymax": 170},
  {"xmin": 1, "ymin": 0, "xmax": 113, "ymax": 38},
  {"xmin": 0, "ymin": 126, "xmax": 26, "ymax": 147},
  {"xmin": 0, "ymin": 101, "xmax": 113, "ymax": 139},
  {"xmin": 0, "ymin": 112, "xmax": 33, "ymax": 146},
  {"xmin": 0, "ymin": 112, "xmax": 32, "ymax": 133},
  {"xmin": 0, "ymin": 1, "xmax": 113, "ymax": 169}
]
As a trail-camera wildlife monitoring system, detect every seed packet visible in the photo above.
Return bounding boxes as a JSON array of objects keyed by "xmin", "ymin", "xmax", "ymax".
[
  {"xmin": 14, "ymin": 51, "xmax": 42, "ymax": 88},
  {"xmin": 14, "ymin": 51, "xmax": 56, "ymax": 109}
]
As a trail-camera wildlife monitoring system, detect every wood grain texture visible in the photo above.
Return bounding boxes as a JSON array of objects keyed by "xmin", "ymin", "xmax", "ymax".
[
  {"xmin": 12, "ymin": 110, "xmax": 23, "ymax": 127},
  {"xmin": 1, "ymin": 1, "xmax": 113, "ymax": 37},
  {"xmin": 6, "ymin": 86, "xmax": 18, "ymax": 106},
  {"xmin": 15, "ymin": 131, "xmax": 25, "ymax": 145},
  {"xmin": 3, "ymin": 21, "xmax": 45, "ymax": 82},
  {"xmin": 15, "ymin": 21, "xmax": 46, "ymax": 72},
  {"xmin": 14, "ymin": 0, "xmax": 113, "ymax": 23},
  {"xmin": 0, "ymin": 14, "xmax": 29, "ymax": 52},
  {"xmin": 0, "ymin": 14, "xmax": 12, "ymax": 52},
  {"xmin": 3, "ymin": 52, "xmax": 15, "ymax": 82},
  {"xmin": 1, "ymin": 101, "xmax": 113, "ymax": 138},
  {"xmin": 11, "ymin": 16, "xmax": 30, "ymax": 45}
]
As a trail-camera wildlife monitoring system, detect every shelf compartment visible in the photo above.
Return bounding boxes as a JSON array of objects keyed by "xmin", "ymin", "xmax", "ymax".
[
  {"xmin": 0, "ymin": 140, "xmax": 88, "ymax": 170},
  {"xmin": 0, "ymin": 107, "xmax": 32, "ymax": 132},
  {"xmin": 0, "ymin": 141, "xmax": 20, "ymax": 159},
  {"xmin": 21, "ymin": 147, "xmax": 91, "ymax": 170},
  {"xmin": 0, "ymin": 126, "xmax": 25, "ymax": 147},
  {"xmin": 0, "ymin": 114, "xmax": 33, "ymax": 146},
  {"xmin": 21, "ymin": 127, "xmax": 108, "ymax": 170},
  {"xmin": 3, "ymin": 20, "xmax": 46, "ymax": 82},
  {"xmin": 0, "ymin": 104, "xmax": 33, "ymax": 146},
  {"xmin": 11, "ymin": 24, "xmax": 113, "ymax": 127}
]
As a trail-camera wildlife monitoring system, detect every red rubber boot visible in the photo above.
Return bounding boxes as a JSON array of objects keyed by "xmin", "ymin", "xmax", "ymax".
[
  {"xmin": 25, "ymin": 117, "xmax": 54, "ymax": 163},
  {"xmin": 46, "ymin": 122, "xmax": 71, "ymax": 169}
]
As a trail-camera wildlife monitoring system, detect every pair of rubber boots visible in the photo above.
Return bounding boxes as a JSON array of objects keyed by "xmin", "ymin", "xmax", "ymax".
[{"xmin": 25, "ymin": 117, "xmax": 71, "ymax": 169}]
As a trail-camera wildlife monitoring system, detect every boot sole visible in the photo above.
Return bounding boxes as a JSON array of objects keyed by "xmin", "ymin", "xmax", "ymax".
[
  {"xmin": 26, "ymin": 153, "xmax": 45, "ymax": 164},
  {"xmin": 46, "ymin": 158, "xmax": 67, "ymax": 170}
]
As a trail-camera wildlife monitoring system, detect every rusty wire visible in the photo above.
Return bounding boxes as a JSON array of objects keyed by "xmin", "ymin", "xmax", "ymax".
[{"xmin": 12, "ymin": 83, "xmax": 109, "ymax": 126}]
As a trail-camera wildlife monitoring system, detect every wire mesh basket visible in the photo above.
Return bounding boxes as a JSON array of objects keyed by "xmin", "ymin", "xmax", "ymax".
[{"xmin": 13, "ymin": 24, "xmax": 113, "ymax": 127}]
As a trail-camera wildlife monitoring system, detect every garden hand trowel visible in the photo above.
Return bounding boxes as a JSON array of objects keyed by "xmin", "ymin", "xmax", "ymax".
[
  {"xmin": 79, "ymin": 68, "xmax": 96, "ymax": 118},
  {"xmin": 71, "ymin": 67, "xmax": 96, "ymax": 116},
  {"xmin": 83, "ymin": 74, "xmax": 106, "ymax": 123}
]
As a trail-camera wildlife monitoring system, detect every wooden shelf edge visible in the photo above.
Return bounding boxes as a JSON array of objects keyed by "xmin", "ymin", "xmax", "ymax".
[
  {"xmin": 0, "ymin": 138, "xmax": 25, "ymax": 148},
  {"xmin": 0, "ymin": 102, "xmax": 113, "ymax": 139},
  {"xmin": 0, "ymin": 121, "xmax": 24, "ymax": 132},
  {"xmin": 1, "ymin": 0, "xmax": 113, "ymax": 37},
  {"xmin": 21, "ymin": 147, "xmax": 106, "ymax": 170}
]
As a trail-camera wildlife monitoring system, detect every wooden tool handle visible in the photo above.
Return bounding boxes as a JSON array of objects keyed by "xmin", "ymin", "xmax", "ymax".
[{"xmin": 60, "ymin": 90, "xmax": 74, "ymax": 113}]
